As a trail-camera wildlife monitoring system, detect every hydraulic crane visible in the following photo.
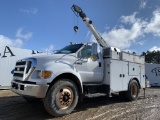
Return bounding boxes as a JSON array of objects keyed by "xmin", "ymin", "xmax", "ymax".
[{"xmin": 71, "ymin": 4, "xmax": 109, "ymax": 49}]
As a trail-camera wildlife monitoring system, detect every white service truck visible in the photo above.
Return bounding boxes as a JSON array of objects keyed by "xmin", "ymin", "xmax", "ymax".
[{"xmin": 11, "ymin": 5, "xmax": 146, "ymax": 117}]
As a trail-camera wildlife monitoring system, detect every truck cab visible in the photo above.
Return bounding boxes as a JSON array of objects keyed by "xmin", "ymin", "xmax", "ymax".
[{"xmin": 11, "ymin": 43, "xmax": 103, "ymax": 97}]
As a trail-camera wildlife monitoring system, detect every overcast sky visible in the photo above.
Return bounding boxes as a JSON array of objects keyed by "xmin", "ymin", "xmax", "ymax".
[{"xmin": 0, "ymin": 0, "xmax": 160, "ymax": 54}]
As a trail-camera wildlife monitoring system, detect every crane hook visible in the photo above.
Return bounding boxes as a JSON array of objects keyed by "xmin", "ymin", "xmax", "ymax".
[{"xmin": 74, "ymin": 26, "xmax": 78, "ymax": 33}]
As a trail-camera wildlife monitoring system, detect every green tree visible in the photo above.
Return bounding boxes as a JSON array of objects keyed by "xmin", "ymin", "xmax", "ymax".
[{"xmin": 141, "ymin": 51, "xmax": 160, "ymax": 64}]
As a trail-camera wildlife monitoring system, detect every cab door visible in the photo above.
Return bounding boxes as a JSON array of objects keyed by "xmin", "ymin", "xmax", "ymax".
[{"xmin": 75, "ymin": 45, "xmax": 103, "ymax": 83}]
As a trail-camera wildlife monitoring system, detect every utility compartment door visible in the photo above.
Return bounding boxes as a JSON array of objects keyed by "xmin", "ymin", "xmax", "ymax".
[
  {"xmin": 110, "ymin": 60, "xmax": 129, "ymax": 91},
  {"xmin": 129, "ymin": 63, "xmax": 140, "ymax": 76},
  {"xmin": 110, "ymin": 60, "xmax": 123, "ymax": 91},
  {"xmin": 122, "ymin": 62, "xmax": 129, "ymax": 90}
]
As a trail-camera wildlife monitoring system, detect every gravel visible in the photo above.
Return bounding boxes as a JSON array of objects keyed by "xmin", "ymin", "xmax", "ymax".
[{"xmin": 0, "ymin": 88, "xmax": 160, "ymax": 120}]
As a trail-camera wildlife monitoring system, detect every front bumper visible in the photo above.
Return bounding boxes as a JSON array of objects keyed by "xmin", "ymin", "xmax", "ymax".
[{"xmin": 11, "ymin": 81, "xmax": 49, "ymax": 98}]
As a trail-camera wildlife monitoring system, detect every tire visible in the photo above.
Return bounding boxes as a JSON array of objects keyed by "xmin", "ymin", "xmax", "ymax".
[
  {"xmin": 43, "ymin": 79, "xmax": 79, "ymax": 117},
  {"xmin": 23, "ymin": 96, "xmax": 41, "ymax": 103},
  {"xmin": 125, "ymin": 80, "xmax": 139, "ymax": 101}
]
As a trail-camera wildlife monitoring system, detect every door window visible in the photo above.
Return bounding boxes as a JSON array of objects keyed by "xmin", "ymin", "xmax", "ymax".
[{"xmin": 78, "ymin": 45, "xmax": 91, "ymax": 59}]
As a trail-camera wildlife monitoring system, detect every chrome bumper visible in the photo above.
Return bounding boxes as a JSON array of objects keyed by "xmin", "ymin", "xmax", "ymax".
[{"xmin": 11, "ymin": 81, "xmax": 49, "ymax": 98}]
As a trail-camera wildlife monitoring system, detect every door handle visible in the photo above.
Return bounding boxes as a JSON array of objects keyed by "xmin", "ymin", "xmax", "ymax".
[
  {"xmin": 120, "ymin": 74, "xmax": 125, "ymax": 78},
  {"xmin": 120, "ymin": 74, "xmax": 122, "ymax": 78},
  {"xmin": 76, "ymin": 61, "xmax": 82, "ymax": 65},
  {"xmin": 123, "ymin": 74, "xmax": 125, "ymax": 77}
]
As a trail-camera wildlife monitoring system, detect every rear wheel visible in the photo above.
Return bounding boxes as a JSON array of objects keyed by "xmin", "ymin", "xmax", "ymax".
[
  {"xmin": 125, "ymin": 80, "xmax": 139, "ymax": 101},
  {"xmin": 43, "ymin": 79, "xmax": 79, "ymax": 117}
]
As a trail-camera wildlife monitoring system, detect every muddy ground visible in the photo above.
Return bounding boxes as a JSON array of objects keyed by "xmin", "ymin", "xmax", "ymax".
[{"xmin": 0, "ymin": 88, "xmax": 160, "ymax": 120}]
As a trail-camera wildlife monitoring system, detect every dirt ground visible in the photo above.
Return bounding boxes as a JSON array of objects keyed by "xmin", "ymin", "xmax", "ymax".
[{"xmin": 0, "ymin": 88, "xmax": 160, "ymax": 120}]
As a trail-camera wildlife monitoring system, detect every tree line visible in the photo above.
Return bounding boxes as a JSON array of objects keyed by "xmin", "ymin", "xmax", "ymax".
[{"xmin": 141, "ymin": 51, "xmax": 160, "ymax": 64}]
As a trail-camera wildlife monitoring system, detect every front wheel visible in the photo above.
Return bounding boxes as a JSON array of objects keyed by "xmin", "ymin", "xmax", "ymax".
[
  {"xmin": 125, "ymin": 80, "xmax": 139, "ymax": 101},
  {"xmin": 43, "ymin": 79, "xmax": 79, "ymax": 117}
]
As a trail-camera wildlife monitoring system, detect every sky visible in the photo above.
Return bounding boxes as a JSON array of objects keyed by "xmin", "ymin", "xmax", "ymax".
[{"xmin": 0, "ymin": 0, "xmax": 160, "ymax": 54}]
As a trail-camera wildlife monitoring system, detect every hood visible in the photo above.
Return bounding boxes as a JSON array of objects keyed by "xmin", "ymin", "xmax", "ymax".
[
  {"xmin": 28, "ymin": 53, "xmax": 78, "ymax": 69},
  {"xmin": 33, "ymin": 53, "xmax": 77, "ymax": 60},
  {"xmin": 32, "ymin": 54, "xmax": 66, "ymax": 61}
]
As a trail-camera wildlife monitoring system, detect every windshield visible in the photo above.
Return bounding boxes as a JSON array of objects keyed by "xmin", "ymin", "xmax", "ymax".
[{"xmin": 55, "ymin": 44, "xmax": 83, "ymax": 54}]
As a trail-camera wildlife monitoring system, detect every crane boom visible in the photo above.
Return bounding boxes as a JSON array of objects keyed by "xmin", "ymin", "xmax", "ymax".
[{"xmin": 71, "ymin": 4, "xmax": 109, "ymax": 48}]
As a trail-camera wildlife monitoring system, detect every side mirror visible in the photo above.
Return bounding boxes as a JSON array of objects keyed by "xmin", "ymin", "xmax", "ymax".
[{"xmin": 91, "ymin": 43, "xmax": 98, "ymax": 61}]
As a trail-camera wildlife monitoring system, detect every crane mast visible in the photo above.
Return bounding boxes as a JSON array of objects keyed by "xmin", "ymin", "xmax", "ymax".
[{"xmin": 71, "ymin": 4, "xmax": 109, "ymax": 48}]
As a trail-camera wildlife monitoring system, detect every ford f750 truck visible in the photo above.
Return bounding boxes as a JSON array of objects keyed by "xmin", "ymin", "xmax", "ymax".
[{"xmin": 11, "ymin": 5, "xmax": 146, "ymax": 117}]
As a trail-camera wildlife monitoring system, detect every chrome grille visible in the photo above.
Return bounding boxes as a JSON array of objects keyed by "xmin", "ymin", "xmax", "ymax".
[
  {"xmin": 14, "ymin": 61, "xmax": 26, "ymax": 80},
  {"xmin": 13, "ymin": 58, "xmax": 36, "ymax": 81}
]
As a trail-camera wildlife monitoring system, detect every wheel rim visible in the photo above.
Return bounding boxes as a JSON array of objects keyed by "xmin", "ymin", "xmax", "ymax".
[
  {"xmin": 55, "ymin": 86, "xmax": 73, "ymax": 110},
  {"xmin": 132, "ymin": 83, "xmax": 138, "ymax": 97}
]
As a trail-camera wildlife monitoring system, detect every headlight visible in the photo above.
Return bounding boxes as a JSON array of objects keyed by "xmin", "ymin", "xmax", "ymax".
[{"xmin": 37, "ymin": 70, "xmax": 52, "ymax": 79}]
